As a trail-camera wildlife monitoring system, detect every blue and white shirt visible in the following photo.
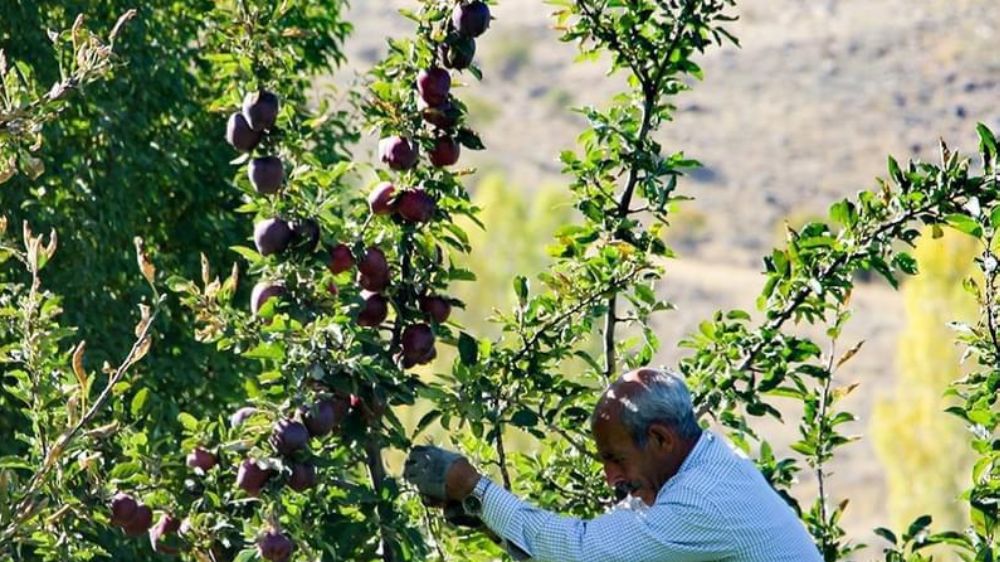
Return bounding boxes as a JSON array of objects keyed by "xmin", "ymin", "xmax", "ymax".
[{"xmin": 479, "ymin": 430, "xmax": 822, "ymax": 561}]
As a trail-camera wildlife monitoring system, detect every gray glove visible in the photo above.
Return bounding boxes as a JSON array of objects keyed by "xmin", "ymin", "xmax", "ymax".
[{"xmin": 403, "ymin": 445, "xmax": 464, "ymax": 501}]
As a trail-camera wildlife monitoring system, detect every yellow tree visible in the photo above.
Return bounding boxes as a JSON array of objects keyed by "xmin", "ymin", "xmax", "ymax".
[{"xmin": 871, "ymin": 228, "xmax": 978, "ymax": 539}]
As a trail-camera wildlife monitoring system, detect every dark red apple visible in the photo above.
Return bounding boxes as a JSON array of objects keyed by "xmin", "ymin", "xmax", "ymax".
[
  {"xmin": 304, "ymin": 399, "xmax": 337, "ymax": 437},
  {"xmin": 368, "ymin": 182, "xmax": 397, "ymax": 215},
  {"xmin": 110, "ymin": 493, "xmax": 138, "ymax": 527},
  {"xmin": 378, "ymin": 136, "xmax": 418, "ymax": 170},
  {"xmin": 358, "ymin": 247, "xmax": 389, "ymax": 279},
  {"xmin": 290, "ymin": 218, "xmax": 320, "ymax": 253},
  {"xmin": 186, "ymin": 447, "xmax": 217, "ymax": 471},
  {"xmin": 429, "ymin": 137, "xmax": 460, "ymax": 167},
  {"xmin": 226, "ymin": 112, "xmax": 262, "ymax": 152},
  {"xmin": 251, "ymin": 282, "xmax": 285, "ymax": 317},
  {"xmin": 328, "ymin": 243, "xmax": 355, "ymax": 275},
  {"xmin": 439, "ymin": 36, "xmax": 476, "ymax": 70},
  {"xmin": 122, "ymin": 505, "xmax": 153, "ymax": 537},
  {"xmin": 248, "ymin": 156, "xmax": 284, "ymax": 195},
  {"xmin": 242, "ymin": 90, "xmax": 280, "ymax": 132},
  {"xmin": 359, "ymin": 271, "xmax": 389, "ymax": 292},
  {"xmin": 254, "ymin": 218, "xmax": 292, "ymax": 256},
  {"xmin": 422, "ymin": 101, "xmax": 460, "ymax": 129},
  {"xmin": 230, "ymin": 406, "xmax": 257, "ymax": 428},
  {"xmin": 258, "ymin": 530, "xmax": 294, "ymax": 562},
  {"xmin": 417, "ymin": 68, "xmax": 451, "ymax": 106},
  {"xmin": 396, "ymin": 190, "xmax": 436, "ymax": 223},
  {"xmin": 401, "ymin": 324, "xmax": 435, "ymax": 361},
  {"xmin": 149, "ymin": 513, "xmax": 181, "ymax": 554},
  {"xmin": 419, "ymin": 296, "xmax": 452, "ymax": 323},
  {"xmin": 236, "ymin": 458, "xmax": 273, "ymax": 497},
  {"xmin": 357, "ymin": 291, "xmax": 389, "ymax": 327},
  {"xmin": 271, "ymin": 419, "xmax": 310, "ymax": 456},
  {"xmin": 288, "ymin": 463, "xmax": 317, "ymax": 492},
  {"xmin": 453, "ymin": 1, "xmax": 491, "ymax": 37}
]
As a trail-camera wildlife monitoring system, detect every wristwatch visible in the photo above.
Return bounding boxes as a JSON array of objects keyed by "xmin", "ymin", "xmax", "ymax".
[{"xmin": 461, "ymin": 476, "xmax": 491, "ymax": 516}]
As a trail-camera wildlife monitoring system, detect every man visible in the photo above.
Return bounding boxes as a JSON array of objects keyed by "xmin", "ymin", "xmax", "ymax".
[{"xmin": 404, "ymin": 368, "xmax": 822, "ymax": 562}]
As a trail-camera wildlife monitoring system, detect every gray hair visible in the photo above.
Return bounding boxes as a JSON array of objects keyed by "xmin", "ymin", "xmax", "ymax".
[{"xmin": 598, "ymin": 369, "xmax": 702, "ymax": 446}]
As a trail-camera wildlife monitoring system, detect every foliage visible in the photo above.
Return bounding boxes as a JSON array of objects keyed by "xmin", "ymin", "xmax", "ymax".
[{"xmin": 0, "ymin": 14, "xmax": 165, "ymax": 561}]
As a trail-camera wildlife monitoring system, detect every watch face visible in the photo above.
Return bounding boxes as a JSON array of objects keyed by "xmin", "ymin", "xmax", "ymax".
[{"xmin": 462, "ymin": 495, "xmax": 483, "ymax": 515}]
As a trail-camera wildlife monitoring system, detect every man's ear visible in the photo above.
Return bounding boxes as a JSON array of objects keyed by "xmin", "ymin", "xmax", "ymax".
[{"xmin": 646, "ymin": 423, "xmax": 675, "ymax": 453}]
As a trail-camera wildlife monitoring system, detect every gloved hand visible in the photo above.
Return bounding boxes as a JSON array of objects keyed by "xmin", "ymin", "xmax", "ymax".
[{"xmin": 403, "ymin": 445, "xmax": 465, "ymax": 501}]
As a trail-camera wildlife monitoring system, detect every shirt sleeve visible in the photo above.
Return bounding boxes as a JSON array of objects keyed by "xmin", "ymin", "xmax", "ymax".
[{"xmin": 480, "ymin": 481, "xmax": 733, "ymax": 562}]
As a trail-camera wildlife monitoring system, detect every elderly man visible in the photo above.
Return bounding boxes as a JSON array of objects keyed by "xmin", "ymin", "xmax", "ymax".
[{"xmin": 404, "ymin": 368, "xmax": 822, "ymax": 561}]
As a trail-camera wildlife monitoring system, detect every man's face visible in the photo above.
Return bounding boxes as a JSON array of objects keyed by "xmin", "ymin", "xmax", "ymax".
[{"xmin": 591, "ymin": 410, "xmax": 671, "ymax": 507}]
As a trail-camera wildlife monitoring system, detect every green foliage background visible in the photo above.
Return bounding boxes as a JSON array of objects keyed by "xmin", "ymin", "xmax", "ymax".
[{"xmin": 1, "ymin": 1, "xmax": 351, "ymax": 559}]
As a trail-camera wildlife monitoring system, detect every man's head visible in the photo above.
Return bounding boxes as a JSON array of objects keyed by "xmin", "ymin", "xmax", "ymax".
[{"xmin": 591, "ymin": 368, "xmax": 702, "ymax": 506}]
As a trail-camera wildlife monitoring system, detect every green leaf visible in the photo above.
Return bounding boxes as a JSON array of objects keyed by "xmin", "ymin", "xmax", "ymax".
[
  {"xmin": 510, "ymin": 409, "xmax": 538, "ymax": 428},
  {"xmin": 230, "ymin": 245, "xmax": 263, "ymax": 264},
  {"xmin": 243, "ymin": 341, "xmax": 285, "ymax": 361},
  {"xmin": 455, "ymin": 128, "xmax": 485, "ymax": 150},
  {"xmin": 945, "ymin": 214, "xmax": 983, "ymax": 238},
  {"xmin": 232, "ymin": 549, "xmax": 258, "ymax": 562},
  {"xmin": 458, "ymin": 332, "xmax": 478, "ymax": 365},
  {"xmin": 905, "ymin": 514, "xmax": 932, "ymax": 541},
  {"xmin": 109, "ymin": 461, "xmax": 143, "ymax": 480},
  {"xmin": 874, "ymin": 527, "xmax": 898, "ymax": 546},
  {"xmin": 130, "ymin": 388, "xmax": 150, "ymax": 417},
  {"xmin": 177, "ymin": 412, "xmax": 199, "ymax": 431}
]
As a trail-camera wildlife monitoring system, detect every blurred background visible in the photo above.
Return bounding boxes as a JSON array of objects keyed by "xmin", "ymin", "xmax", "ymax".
[{"xmin": 323, "ymin": 0, "xmax": 1000, "ymax": 555}]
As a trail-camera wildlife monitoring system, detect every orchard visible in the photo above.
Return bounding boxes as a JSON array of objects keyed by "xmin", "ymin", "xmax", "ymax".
[{"xmin": 0, "ymin": 1, "xmax": 997, "ymax": 562}]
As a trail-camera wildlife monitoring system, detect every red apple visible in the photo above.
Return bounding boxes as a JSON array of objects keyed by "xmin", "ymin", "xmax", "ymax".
[
  {"xmin": 328, "ymin": 244, "xmax": 355, "ymax": 274},
  {"xmin": 226, "ymin": 112, "xmax": 262, "ymax": 152},
  {"xmin": 378, "ymin": 136, "xmax": 418, "ymax": 170},
  {"xmin": 396, "ymin": 190, "xmax": 436, "ymax": 223},
  {"xmin": 258, "ymin": 530, "xmax": 294, "ymax": 562},
  {"xmin": 248, "ymin": 156, "xmax": 284, "ymax": 194},
  {"xmin": 429, "ymin": 137, "xmax": 460, "ymax": 167},
  {"xmin": 149, "ymin": 513, "xmax": 181, "ymax": 554},
  {"xmin": 358, "ymin": 247, "xmax": 389, "ymax": 279},
  {"xmin": 186, "ymin": 447, "xmax": 217, "ymax": 472},
  {"xmin": 288, "ymin": 463, "xmax": 317, "ymax": 492},
  {"xmin": 368, "ymin": 182, "xmax": 397, "ymax": 215},
  {"xmin": 251, "ymin": 282, "xmax": 285, "ymax": 316},
  {"xmin": 357, "ymin": 291, "xmax": 389, "ymax": 327},
  {"xmin": 254, "ymin": 218, "xmax": 293, "ymax": 256},
  {"xmin": 110, "ymin": 493, "xmax": 138, "ymax": 527},
  {"xmin": 417, "ymin": 68, "xmax": 451, "ymax": 106},
  {"xmin": 236, "ymin": 458, "xmax": 274, "ymax": 497},
  {"xmin": 419, "ymin": 296, "xmax": 452, "ymax": 323},
  {"xmin": 242, "ymin": 89, "xmax": 280, "ymax": 132},
  {"xmin": 401, "ymin": 324, "xmax": 435, "ymax": 362},
  {"xmin": 453, "ymin": 1, "xmax": 491, "ymax": 37},
  {"xmin": 122, "ymin": 505, "xmax": 153, "ymax": 537}
]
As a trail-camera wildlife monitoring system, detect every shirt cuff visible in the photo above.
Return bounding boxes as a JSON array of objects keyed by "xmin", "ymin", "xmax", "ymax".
[{"xmin": 480, "ymin": 478, "xmax": 534, "ymax": 559}]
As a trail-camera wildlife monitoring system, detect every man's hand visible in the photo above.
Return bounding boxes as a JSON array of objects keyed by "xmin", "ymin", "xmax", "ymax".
[{"xmin": 403, "ymin": 445, "xmax": 481, "ymax": 501}]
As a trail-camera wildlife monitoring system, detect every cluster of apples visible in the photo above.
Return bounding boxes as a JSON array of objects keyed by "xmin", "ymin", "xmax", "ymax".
[{"xmin": 108, "ymin": 492, "xmax": 183, "ymax": 554}]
